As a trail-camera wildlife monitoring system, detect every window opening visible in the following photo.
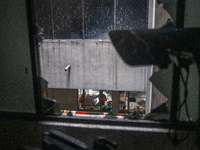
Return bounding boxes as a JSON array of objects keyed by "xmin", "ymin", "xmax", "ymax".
[
  {"xmin": 34, "ymin": 0, "xmax": 177, "ymax": 121},
  {"xmin": 78, "ymin": 89, "xmax": 113, "ymax": 113},
  {"xmin": 119, "ymin": 91, "xmax": 146, "ymax": 116}
]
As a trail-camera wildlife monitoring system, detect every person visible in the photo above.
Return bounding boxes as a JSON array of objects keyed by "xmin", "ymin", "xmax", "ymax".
[
  {"xmin": 102, "ymin": 94, "xmax": 107, "ymax": 105},
  {"xmin": 108, "ymin": 102, "xmax": 112, "ymax": 111},
  {"xmin": 85, "ymin": 94, "xmax": 94, "ymax": 104},
  {"xmin": 79, "ymin": 93, "xmax": 94, "ymax": 108},
  {"xmin": 137, "ymin": 100, "xmax": 145, "ymax": 107},
  {"xmin": 79, "ymin": 93, "xmax": 84, "ymax": 104}
]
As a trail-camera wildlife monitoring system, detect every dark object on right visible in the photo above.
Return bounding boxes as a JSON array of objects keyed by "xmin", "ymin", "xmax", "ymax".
[{"xmin": 109, "ymin": 28, "xmax": 200, "ymax": 69}]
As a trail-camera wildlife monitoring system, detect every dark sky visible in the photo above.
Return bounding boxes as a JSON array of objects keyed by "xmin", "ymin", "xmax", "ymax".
[{"xmin": 34, "ymin": 0, "xmax": 148, "ymax": 39}]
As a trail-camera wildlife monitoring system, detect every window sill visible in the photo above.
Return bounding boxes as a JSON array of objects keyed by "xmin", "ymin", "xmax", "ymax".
[
  {"xmin": 39, "ymin": 114, "xmax": 195, "ymax": 132},
  {"xmin": 0, "ymin": 111, "xmax": 195, "ymax": 132}
]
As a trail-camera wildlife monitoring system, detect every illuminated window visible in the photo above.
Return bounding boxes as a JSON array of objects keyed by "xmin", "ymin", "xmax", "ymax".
[{"xmin": 78, "ymin": 89, "xmax": 113, "ymax": 112}]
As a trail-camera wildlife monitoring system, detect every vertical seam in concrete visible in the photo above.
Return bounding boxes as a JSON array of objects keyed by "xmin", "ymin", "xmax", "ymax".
[
  {"xmin": 114, "ymin": 52, "xmax": 118, "ymax": 90},
  {"xmin": 148, "ymin": 0, "xmax": 156, "ymax": 29},
  {"xmin": 114, "ymin": 0, "xmax": 117, "ymax": 30},
  {"xmin": 82, "ymin": 0, "xmax": 85, "ymax": 39},
  {"xmin": 58, "ymin": 43, "xmax": 61, "ymax": 87},
  {"xmin": 47, "ymin": 42, "xmax": 50, "ymax": 83},
  {"xmin": 50, "ymin": 0, "xmax": 54, "ymax": 39}
]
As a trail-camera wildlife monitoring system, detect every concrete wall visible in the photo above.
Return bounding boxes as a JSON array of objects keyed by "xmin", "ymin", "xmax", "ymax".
[
  {"xmin": 185, "ymin": 0, "xmax": 200, "ymax": 28},
  {"xmin": 39, "ymin": 40, "xmax": 152, "ymax": 92},
  {"xmin": 0, "ymin": 0, "xmax": 35, "ymax": 113}
]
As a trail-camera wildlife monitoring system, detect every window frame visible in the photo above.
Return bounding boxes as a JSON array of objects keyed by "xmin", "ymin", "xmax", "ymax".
[{"xmin": 7, "ymin": 0, "xmax": 193, "ymax": 134}]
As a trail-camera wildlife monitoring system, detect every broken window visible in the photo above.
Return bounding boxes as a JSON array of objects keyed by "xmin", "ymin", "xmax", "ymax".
[{"xmin": 36, "ymin": 0, "xmax": 153, "ymax": 119}]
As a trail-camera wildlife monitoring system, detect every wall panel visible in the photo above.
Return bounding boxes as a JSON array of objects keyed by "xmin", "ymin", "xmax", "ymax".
[{"xmin": 39, "ymin": 40, "xmax": 152, "ymax": 92}]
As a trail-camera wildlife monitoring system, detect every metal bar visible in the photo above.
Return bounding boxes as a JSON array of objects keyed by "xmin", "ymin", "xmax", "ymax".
[
  {"xmin": 128, "ymin": 92, "xmax": 130, "ymax": 112},
  {"xmin": 65, "ymin": 64, "xmax": 71, "ymax": 71},
  {"xmin": 99, "ymin": 91, "xmax": 103, "ymax": 111},
  {"xmin": 170, "ymin": 0, "xmax": 186, "ymax": 123},
  {"xmin": 176, "ymin": 0, "xmax": 186, "ymax": 28},
  {"xmin": 26, "ymin": 0, "xmax": 43, "ymax": 117},
  {"xmin": 170, "ymin": 63, "xmax": 180, "ymax": 122},
  {"xmin": 148, "ymin": 0, "xmax": 156, "ymax": 29},
  {"xmin": 195, "ymin": 58, "xmax": 200, "ymax": 120},
  {"xmin": 83, "ymin": 89, "xmax": 85, "ymax": 110},
  {"xmin": 40, "ymin": 121, "xmax": 171, "ymax": 133}
]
